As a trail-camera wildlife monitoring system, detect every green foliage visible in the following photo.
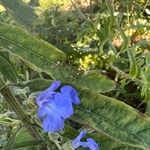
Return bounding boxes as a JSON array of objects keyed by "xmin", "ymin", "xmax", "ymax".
[
  {"xmin": 0, "ymin": 53, "xmax": 17, "ymax": 83},
  {"xmin": 0, "ymin": 114, "xmax": 20, "ymax": 126},
  {"xmin": 127, "ymin": 46, "xmax": 140, "ymax": 78},
  {"xmin": 0, "ymin": 0, "xmax": 150, "ymax": 150},
  {"xmin": 74, "ymin": 89, "xmax": 150, "ymax": 150},
  {"xmin": 0, "ymin": 0, "xmax": 37, "ymax": 28},
  {"xmin": 13, "ymin": 127, "xmax": 42, "ymax": 149},
  {"xmin": 141, "ymin": 53, "xmax": 150, "ymax": 102},
  {"xmin": 3, "ymin": 126, "xmax": 22, "ymax": 150},
  {"xmin": 0, "ymin": 22, "xmax": 67, "ymax": 76},
  {"xmin": 0, "ymin": 22, "xmax": 115, "ymax": 93},
  {"xmin": 21, "ymin": 78, "xmax": 150, "ymax": 149},
  {"xmin": 92, "ymin": 134, "xmax": 142, "ymax": 150}
]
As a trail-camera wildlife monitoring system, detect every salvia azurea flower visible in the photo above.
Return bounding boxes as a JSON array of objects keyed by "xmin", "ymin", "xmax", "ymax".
[
  {"xmin": 72, "ymin": 130, "xmax": 99, "ymax": 150},
  {"xmin": 36, "ymin": 80, "xmax": 80, "ymax": 132}
]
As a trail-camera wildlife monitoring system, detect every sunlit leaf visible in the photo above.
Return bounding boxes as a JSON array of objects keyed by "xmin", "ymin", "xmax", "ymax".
[
  {"xmin": 0, "ymin": 54, "xmax": 17, "ymax": 83},
  {"xmin": 127, "ymin": 46, "xmax": 140, "ymax": 78},
  {"xmin": 21, "ymin": 79, "xmax": 150, "ymax": 149},
  {"xmin": 73, "ymin": 88, "xmax": 150, "ymax": 150},
  {"xmin": 0, "ymin": 23, "xmax": 115, "ymax": 93}
]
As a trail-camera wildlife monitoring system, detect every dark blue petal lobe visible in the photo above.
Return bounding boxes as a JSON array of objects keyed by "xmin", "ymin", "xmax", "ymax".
[{"xmin": 61, "ymin": 85, "xmax": 80, "ymax": 104}]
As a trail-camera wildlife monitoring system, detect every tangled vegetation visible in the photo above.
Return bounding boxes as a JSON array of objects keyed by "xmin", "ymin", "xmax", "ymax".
[{"xmin": 0, "ymin": 0, "xmax": 150, "ymax": 150}]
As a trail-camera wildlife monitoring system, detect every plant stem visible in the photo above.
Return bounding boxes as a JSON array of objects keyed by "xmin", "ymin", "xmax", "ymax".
[
  {"xmin": 0, "ymin": 80, "xmax": 45, "ymax": 143},
  {"xmin": 109, "ymin": 65, "xmax": 143, "ymax": 86}
]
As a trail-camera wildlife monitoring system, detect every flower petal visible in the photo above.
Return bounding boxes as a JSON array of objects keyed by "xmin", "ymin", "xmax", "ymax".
[
  {"xmin": 36, "ymin": 81, "xmax": 61, "ymax": 106},
  {"xmin": 48, "ymin": 93, "xmax": 73, "ymax": 119},
  {"xmin": 37, "ymin": 105, "xmax": 53, "ymax": 118},
  {"xmin": 75, "ymin": 139, "xmax": 99, "ymax": 150},
  {"xmin": 61, "ymin": 85, "xmax": 80, "ymax": 104},
  {"xmin": 72, "ymin": 130, "xmax": 87, "ymax": 149},
  {"xmin": 42, "ymin": 111, "xmax": 64, "ymax": 132},
  {"xmin": 49, "ymin": 80, "xmax": 61, "ymax": 91},
  {"xmin": 86, "ymin": 138, "xmax": 99, "ymax": 150}
]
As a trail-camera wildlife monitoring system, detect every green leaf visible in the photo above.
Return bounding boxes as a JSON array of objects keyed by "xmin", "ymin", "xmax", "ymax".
[
  {"xmin": 13, "ymin": 140, "xmax": 42, "ymax": 149},
  {"xmin": 3, "ymin": 126, "xmax": 22, "ymax": 150},
  {"xmin": 64, "ymin": 125, "xmax": 142, "ymax": 150},
  {"xmin": 127, "ymin": 46, "xmax": 140, "ymax": 78},
  {"xmin": 0, "ymin": 23, "xmax": 115, "ymax": 92},
  {"xmin": 21, "ymin": 79, "xmax": 150, "ymax": 149},
  {"xmin": 145, "ymin": 52, "xmax": 150, "ymax": 81},
  {"xmin": 72, "ymin": 88, "xmax": 150, "ymax": 150},
  {"xmin": 2, "ymin": 127, "xmax": 42, "ymax": 150},
  {"xmin": 81, "ymin": 70, "xmax": 115, "ymax": 93},
  {"xmin": 20, "ymin": 72, "xmax": 115, "ymax": 93},
  {"xmin": 141, "ymin": 72, "xmax": 150, "ymax": 102},
  {"xmin": 141, "ymin": 52, "xmax": 150, "ymax": 102},
  {"xmin": 13, "ymin": 127, "xmax": 42, "ymax": 149},
  {"xmin": 0, "ymin": 22, "xmax": 67, "ymax": 76},
  {"xmin": 0, "ymin": 0, "xmax": 37, "ymax": 28},
  {"xmin": 19, "ymin": 78, "xmax": 53, "ymax": 92},
  {"xmin": 0, "ymin": 51, "xmax": 11, "ymax": 63},
  {"xmin": 92, "ymin": 133, "xmax": 142, "ymax": 150},
  {"xmin": 0, "ymin": 114, "xmax": 20, "ymax": 126},
  {"xmin": 145, "ymin": 103, "xmax": 150, "ymax": 117},
  {"xmin": 0, "ymin": 54, "xmax": 17, "ymax": 83}
]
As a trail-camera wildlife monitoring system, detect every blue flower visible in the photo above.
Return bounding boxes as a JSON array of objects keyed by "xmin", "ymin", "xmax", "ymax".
[
  {"xmin": 72, "ymin": 130, "xmax": 99, "ymax": 150},
  {"xmin": 36, "ymin": 81, "xmax": 80, "ymax": 132},
  {"xmin": 36, "ymin": 80, "xmax": 61, "ymax": 107}
]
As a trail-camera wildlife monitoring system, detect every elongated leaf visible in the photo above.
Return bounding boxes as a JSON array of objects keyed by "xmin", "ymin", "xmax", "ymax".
[
  {"xmin": 0, "ymin": 51, "xmax": 11, "ymax": 63},
  {"xmin": 72, "ymin": 88, "xmax": 150, "ymax": 150},
  {"xmin": 141, "ymin": 72, "xmax": 150, "ymax": 102},
  {"xmin": 20, "ymin": 73, "xmax": 115, "ymax": 93},
  {"xmin": 0, "ymin": 0, "xmax": 37, "ymax": 27},
  {"xmin": 0, "ymin": 54, "xmax": 17, "ymax": 83},
  {"xmin": 21, "ymin": 79, "xmax": 150, "ymax": 149},
  {"xmin": 127, "ymin": 46, "xmax": 140, "ymax": 78},
  {"xmin": 3, "ymin": 126, "xmax": 22, "ymax": 150},
  {"xmin": 92, "ymin": 133, "xmax": 142, "ymax": 150},
  {"xmin": 0, "ymin": 23, "xmax": 115, "ymax": 92},
  {"xmin": 0, "ymin": 22, "xmax": 67, "ymax": 75},
  {"xmin": 19, "ymin": 78, "xmax": 53, "ymax": 92},
  {"xmin": 13, "ymin": 140, "xmax": 42, "ymax": 149},
  {"xmin": 64, "ymin": 125, "xmax": 142, "ymax": 150},
  {"xmin": 145, "ymin": 52, "xmax": 150, "ymax": 82},
  {"xmin": 0, "ymin": 114, "xmax": 20, "ymax": 126},
  {"xmin": 14, "ymin": 127, "xmax": 42, "ymax": 149},
  {"xmin": 146, "ymin": 103, "xmax": 150, "ymax": 117},
  {"xmin": 141, "ymin": 52, "xmax": 150, "ymax": 102}
]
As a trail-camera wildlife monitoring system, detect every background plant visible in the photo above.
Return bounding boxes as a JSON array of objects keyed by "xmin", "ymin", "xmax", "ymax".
[{"xmin": 0, "ymin": 0, "xmax": 150, "ymax": 150}]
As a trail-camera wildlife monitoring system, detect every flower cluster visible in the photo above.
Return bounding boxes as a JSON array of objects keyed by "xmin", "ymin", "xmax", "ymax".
[
  {"xmin": 36, "ymin": 81, "xmax": 99, "ymax": 150},
  {"xmin": 72, "ymin": 130, "xmax": 99, "ymax": 150},
  {"xmin": 36, "ymin": 80, "xmax": 80, "ymax": 132}
]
